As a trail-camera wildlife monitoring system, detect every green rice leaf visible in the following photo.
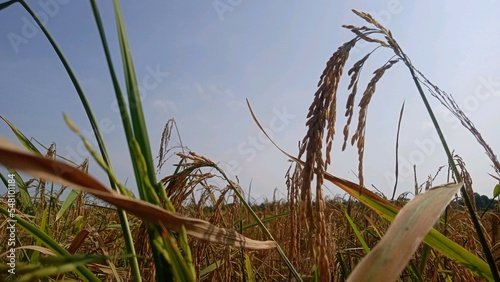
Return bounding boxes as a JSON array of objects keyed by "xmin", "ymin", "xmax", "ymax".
[
  {"xmin": 56, "ymin": 189, "xmax": 80, "ymax": 222},
  {"xmin": 345, "ymin": 211, "xmax": 370, "ymax": 253},
  {"xmin": 1, "ymin": 115, "xmax": 41, "ymax": 155}
]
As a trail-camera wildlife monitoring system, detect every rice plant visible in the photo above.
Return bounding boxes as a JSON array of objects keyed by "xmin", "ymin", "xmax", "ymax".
[{"xmin": 1, "ymin": 3, "xmax": 499, "ymax": 282}]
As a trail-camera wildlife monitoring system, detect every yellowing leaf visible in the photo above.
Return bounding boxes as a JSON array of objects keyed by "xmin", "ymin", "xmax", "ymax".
[{"xmin": 346, "ymin": 182, "xmax": 462, "ymax": 282}]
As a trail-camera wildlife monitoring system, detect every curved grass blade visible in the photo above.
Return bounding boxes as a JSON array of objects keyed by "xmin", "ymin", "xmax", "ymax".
[
  {"xmin": 346, "ymin": 183, "xmax": 462, "ymax": 282},
  {"xmin": 56, "ymin": 189, "xmax": 80, "ymax": 221},
  {"xmin": 0, "ymin": 0, "xmax": 16, "ymax": 11},
  {"xmin": 389, "ymin": 24, "xmax": 499, "ymax": 279},
  {"xmin": 1, "ymin": 115, "xmax": 41, "ymax": 155},
  {"xmin": 344, "ymin": 211, "xmax": 370, "ymax": 253},
  {"xmin": 13, "ymin": 1, "xmax": 141, "ymax": 279},
  {"xmin": 328, "ymin": 173, "xmax": 495, "ymax": 281}
]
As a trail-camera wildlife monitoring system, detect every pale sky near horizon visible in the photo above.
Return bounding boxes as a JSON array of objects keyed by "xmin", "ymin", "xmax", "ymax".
[{"xmin": 1, "ymin": 0, "xmax": 499, "ymax": 202}]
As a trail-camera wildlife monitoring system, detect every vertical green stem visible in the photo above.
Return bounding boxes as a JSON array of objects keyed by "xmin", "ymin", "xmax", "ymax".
[{"xmin": 19, "ymin": 1, "xmax": 141, "ymax": 280}]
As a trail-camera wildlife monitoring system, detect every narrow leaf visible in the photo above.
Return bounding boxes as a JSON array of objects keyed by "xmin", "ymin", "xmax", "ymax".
[
  {"xmin": 1, "ymin": 115, "xmax": 41, "ymax": 155},
  {"xmin": 346, "ymin": 183, "xmax": 462, "ymax": 282},
  {"xmin": 345, "ymin": 211, "xmax": 370, "ymax": 253},
  {"xmin": 56, "ymin": 189, "xmax": 80, "ymax": 221}
]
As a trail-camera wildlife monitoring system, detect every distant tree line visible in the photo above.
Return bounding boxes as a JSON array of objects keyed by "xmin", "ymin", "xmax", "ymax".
[{"xmin": 456, "ymin": 193, "xmax": 499, "ymax": 210}]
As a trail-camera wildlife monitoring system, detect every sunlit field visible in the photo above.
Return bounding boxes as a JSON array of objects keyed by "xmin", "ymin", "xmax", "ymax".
[{"xmin": 1, "ymin": 2, "xmax": 499, "ymax": 281}]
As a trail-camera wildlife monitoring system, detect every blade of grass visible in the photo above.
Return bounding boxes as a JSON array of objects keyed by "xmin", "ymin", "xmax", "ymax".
[
  {"xmin": 30, "ymin": 206, "xmax": 49, "ymax": 263},
  {"xmin": 109, "ymin": 1, "xmax": 176, "ymax": 279},
  {"xmin": 241, "ymin": 212, "xmax": 289, "ymax": 230},
  {"xmin": 347, "ymin": 183, "xmax": 462, "ymax": 281},
  {"xmin": 244, "ymin": 253, "xmax": 255, "ymax": 282},
  {"xmin": 336, "ymin": 252, "xmax": 349, "ymax": 281},
  {"xmin": 199, "ymin": 260, "xmax": 223, "ymax": 280},
  {"xmin": 344, "ymin": 211, "xmax": 370, "ymax": 253},
  {"xmin": 87, "ymin": 0, "xmax": 144, "ymax": 201},
  {"xmin": 14, "ymin": 2, "xmax": 141, "ymax": 280},
  {"xmin": 391, "ymin": 101, "xmax": 405, "ymax": 200},
  {"xmin": 419, "ymin": 244, "xmax": 432, "ymax": 277},
  {"xmin": 330, "ymin": 173, "xmax": 494, "ymax": 281},
  {"xmin": 111, "ymin": 0, "xmax": 159, "ymax": 197},
  {"xmin": 0, "ymin": 117, "xmax": 35, "ymax": 214},
  {"xmin": 16, "ymin": 1, "xmax": 109, "ymax": 170},
  {"xmin": 56, "ymin": 189, "xmax": 80, "ymax": 221},
  {"xmin": 1, "ymin": 115, "xmax": 41, "ymax": 155}
]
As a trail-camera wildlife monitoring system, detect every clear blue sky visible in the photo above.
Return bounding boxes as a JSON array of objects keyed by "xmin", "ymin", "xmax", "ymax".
[{"xmin": 1, "ymin": 0, "xmax": 499, "ymax": 202}]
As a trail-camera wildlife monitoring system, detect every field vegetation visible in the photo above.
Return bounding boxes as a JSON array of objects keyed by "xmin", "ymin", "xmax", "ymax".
[{"xmin": 1, "ymin": 2, "xmax": 499, "ymax": 281}]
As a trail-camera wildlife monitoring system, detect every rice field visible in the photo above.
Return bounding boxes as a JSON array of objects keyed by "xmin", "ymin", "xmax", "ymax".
[{"xmin": 1, "ymin": 2, "xmax": 499, "ymax": 282}]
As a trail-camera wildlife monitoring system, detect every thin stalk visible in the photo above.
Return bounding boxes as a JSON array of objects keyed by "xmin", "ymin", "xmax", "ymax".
[
  {"xmin": 86, "ymin": 2, "xmax": 145, "ymax": 278},
  {"xmin": 398, "ymin": 49, "xmax": 500, "ymax": 282},
  {"xmin": 19, "ymin": 1, "xmax": 141, "ymax": 280},
  {"xmin": 212, "ymin": 164, "xmax": 303, "ymax": 282},
  {"xmin": 18, "ymin": 1, "xmax": 108, "ymax": 167}
]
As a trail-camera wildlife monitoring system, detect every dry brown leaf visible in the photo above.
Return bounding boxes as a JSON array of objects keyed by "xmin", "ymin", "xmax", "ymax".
[{"xmin": 0, "ymin": 137, "xmax": 276, "ymax": 250}]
